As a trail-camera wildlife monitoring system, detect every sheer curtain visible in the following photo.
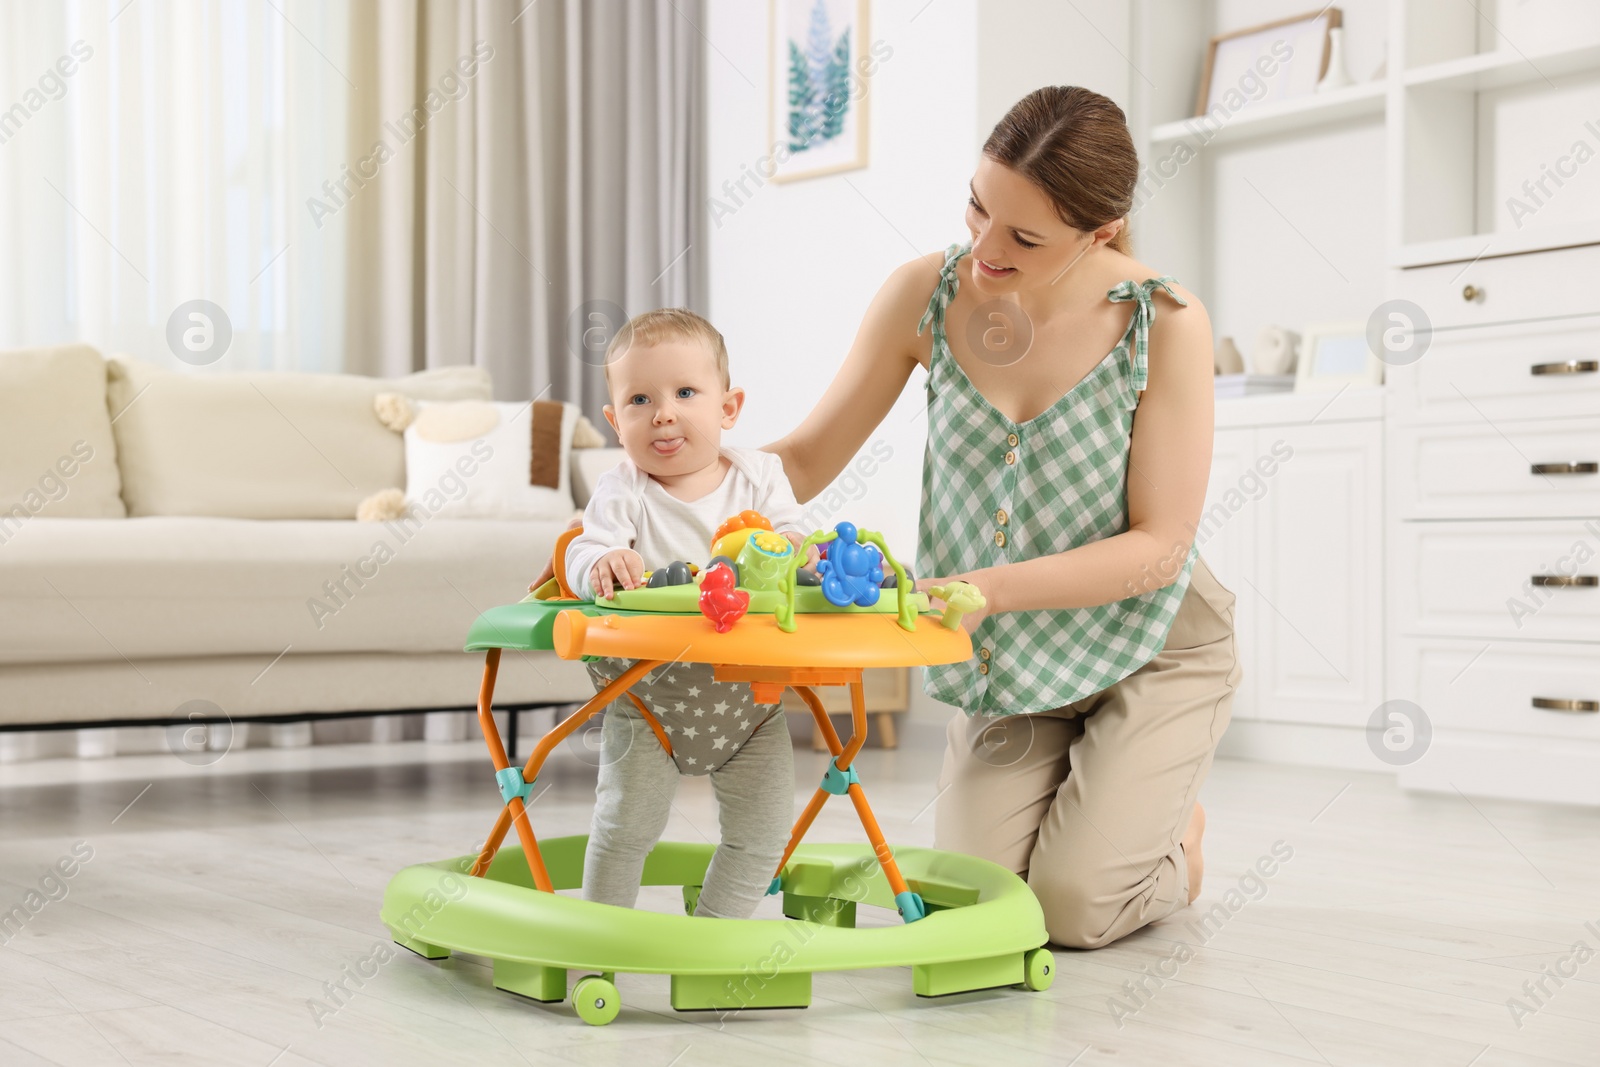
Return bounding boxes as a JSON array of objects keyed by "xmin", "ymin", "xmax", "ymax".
[
  {"xmin": 341, "ymin": 0, "xmax": 706, "ymax": 413},
  {"xmin": 0, "ymin": 0, "xmax": 351, "ymax": 370},
  {"xmin": 0, "ymin": 0, "xmax": 705, "ymax": 406}
]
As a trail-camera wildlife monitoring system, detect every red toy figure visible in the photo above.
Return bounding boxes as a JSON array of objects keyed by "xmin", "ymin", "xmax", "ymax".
[{"xmin": 698, "ymin": 561, "xmax": 749, "ymax": 633}]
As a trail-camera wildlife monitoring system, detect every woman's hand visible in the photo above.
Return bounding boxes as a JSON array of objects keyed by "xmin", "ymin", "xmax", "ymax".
[
  {"xmin": 528, "ymin": 513, "xmax": 584, "ymax": 593},
  {"xmin": 915, "ymin": 572, "xmax": 995, "ymax": 635}
]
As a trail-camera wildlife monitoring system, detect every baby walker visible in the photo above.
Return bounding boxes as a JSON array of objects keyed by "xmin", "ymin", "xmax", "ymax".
[{"xmin": 380, "ymin": 513, "xmax": 1054, "ymax": 1025}]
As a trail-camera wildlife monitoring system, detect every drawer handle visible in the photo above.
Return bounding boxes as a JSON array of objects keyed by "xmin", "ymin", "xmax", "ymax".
[
  {"xmin": 1530, "ymin": 359, "xmax": 1599, "ymax": 376},
  {"xmin": 1462, "ymin": 284, "xmax": 1482, "ymax": 302},
  {"xmin": 1531, "ymin": 461, "xmax": 1599, "ymax": 475},
  {"xmin": 1530, "ymin": 574, "xmax": 1599, "ymax": 587},
  {"xmin": 1532, "ymin": 697, "xmax": 1600, "ymax": 713}
]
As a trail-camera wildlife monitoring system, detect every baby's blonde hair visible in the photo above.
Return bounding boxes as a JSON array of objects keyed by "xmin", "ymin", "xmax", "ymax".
[{"xmin": 603, "ymin": 308, "xmax": 730, "ymax": 392}]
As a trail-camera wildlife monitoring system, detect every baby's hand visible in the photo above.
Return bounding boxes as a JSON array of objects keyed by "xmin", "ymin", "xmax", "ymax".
[{"xmin": 591, "ymin": 548, "xmax": 645, "ymax": 599}]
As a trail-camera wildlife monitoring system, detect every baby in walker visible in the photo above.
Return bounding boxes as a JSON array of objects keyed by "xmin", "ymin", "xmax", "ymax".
[{"xmin": 561, "ymin": 308, "xmax": 805, "ymax": 919}]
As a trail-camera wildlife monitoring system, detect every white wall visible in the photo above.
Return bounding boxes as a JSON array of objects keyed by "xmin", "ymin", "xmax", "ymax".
[
  {"xmin": 704, "ymin": 0, "xmax": 978, "ymax": 569},
  {"xmin": 704, "ymin": 0, "xmax": 1161, "ymax": 566},
  {"xmin": 1199, "ymin": 0, "xmax": 1390, "ymax": 349},
  {"xmin": 976, "ymin": 0, "xmax": 1133, "ymax": 143}
]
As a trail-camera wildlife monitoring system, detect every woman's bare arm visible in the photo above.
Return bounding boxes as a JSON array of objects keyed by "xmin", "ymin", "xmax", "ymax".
[
  {"xmin": 764, "ymin": 254, "xmax": 943, "ymax": 502},
  {"xmin": 946, "ymin": 288, "xmax": 1216, "ymax": 616}
]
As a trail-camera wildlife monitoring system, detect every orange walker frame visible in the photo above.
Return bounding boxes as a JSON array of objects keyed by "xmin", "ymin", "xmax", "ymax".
[{"xmin": 465, "ymin": 527, "xmax": 921, "ymax": 914}]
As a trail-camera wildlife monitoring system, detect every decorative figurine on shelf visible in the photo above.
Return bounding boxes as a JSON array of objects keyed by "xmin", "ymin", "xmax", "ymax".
[
  {"xmin": 1315, "ymin": 26, "xmax": 1354, "ymax": 92},
  {"xmin": 1252, "ymin": 323, "xmax": 1300, "ymax": 375},
  {"xmin": 816, "ymin": 521, "xmax": 883, "ymax": 608},
  {"xmin": 698, "ymin": 561, "xmax": 750, "ymax": 633},
  {"xmin": 1214, "ymin": 336, "xmax": 1245, "ymax": 375}
]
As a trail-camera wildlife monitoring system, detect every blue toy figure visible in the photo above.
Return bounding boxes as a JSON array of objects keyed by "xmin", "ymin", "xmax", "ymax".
[{"xmin": 817, "ymin": 522, "xmax": 883, "ymax": 607}]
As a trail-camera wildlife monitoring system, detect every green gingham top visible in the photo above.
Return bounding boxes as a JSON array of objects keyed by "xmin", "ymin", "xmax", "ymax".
[{"xmin": 916, "ymin": 242, "xmax": 1199, "ymax": 716}]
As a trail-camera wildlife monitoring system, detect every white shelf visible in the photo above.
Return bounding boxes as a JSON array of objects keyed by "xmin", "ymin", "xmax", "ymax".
[
  {"xmin": 1392, "ymin": 218, "xmax": 1600, "ymax": 268},
  {"xmin": 1148, "ymin": 81, "xmax": 1386, "ymax": 148},
  {"xmin": 1404, "ymin": 40, "xmax": 1600, "ymax": 92},
  {"xmin": 1216, "ymin": 387, "xmax": 1385, "ymax": 428}
]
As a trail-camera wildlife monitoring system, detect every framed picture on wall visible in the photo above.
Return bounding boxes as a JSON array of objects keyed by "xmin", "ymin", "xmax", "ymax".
[
  {"xmin": 768, "ymin": 0, "xmax": 870, "ymax": 183},
  {"xmin": 1195, "ymin": 7, "xmax": 1341, "ymax": 117},
  {"xmin": 1294, "ymin": 322, "xmax": 1383, "ymax": 392}
]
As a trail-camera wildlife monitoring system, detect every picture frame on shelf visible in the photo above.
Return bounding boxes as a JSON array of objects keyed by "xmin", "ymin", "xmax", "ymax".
[
  {"xmin": 768, "ymin": 0, "xmax": 871, "ymax": 183},
  {"xmin": 1294, "ymin": 322, "xmax": 1382, "ymax": 392},
  {"xmin": 1195, "ymin": 7, "xmax": 1342, "ymax": 117}
]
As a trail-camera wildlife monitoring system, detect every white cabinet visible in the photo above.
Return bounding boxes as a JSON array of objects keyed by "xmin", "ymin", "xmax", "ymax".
[
  {"xmin": 1254, "ymin": 421, "xmax": 1385, "ymax": 727},
  {"xmin": 1129, "ymin": 0, "xmax": 1600, "ymax": 798},
  {"xmin": 1392, "ymin": 520, "xmax": 1600, "ymax": 642},
  {"xmin": 1389, "ymin": 637, "xmax": 1600, "ymax": 807},
  {"xmin": 1201, "ymin": 393, "xmax": 1384, "ymax": 731},
  {"xmin": 1200, "ymin": 427, "xmax": 1259, "ymax": 720},
  {"xmin": 1390, "ymin": 418, "xmax": 1600, "ymax": 520},
  {"xmin": 1387, "ymin": 242, "xmax": 1600, "ymax": 804}
]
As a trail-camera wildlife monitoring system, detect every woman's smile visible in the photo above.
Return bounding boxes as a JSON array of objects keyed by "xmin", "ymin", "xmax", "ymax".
[{"xmin": 976, "ymin": 257, "xmax": 1017, "ymax": 278}]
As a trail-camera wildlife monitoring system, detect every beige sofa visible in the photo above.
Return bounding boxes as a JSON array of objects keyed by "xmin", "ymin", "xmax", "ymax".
[{"xmin": 0, "ymin": 344, "xmax": 620, "ymax": 730}]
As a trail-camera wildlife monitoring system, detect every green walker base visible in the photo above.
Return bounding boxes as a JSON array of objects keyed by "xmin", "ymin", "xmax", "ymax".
[
  {"xmin": 381, "ymin": 836, "xmax": 1053, "ymax": 1025},
  {"xmin": 493, "ymin": 959, "xmax": 568, "ymax": 1003}
]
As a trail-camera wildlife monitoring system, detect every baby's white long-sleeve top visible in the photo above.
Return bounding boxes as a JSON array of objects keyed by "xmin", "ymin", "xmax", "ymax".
[{"xmin": 564, "ymin": 447, "xmax": 808, "ymax": 600}]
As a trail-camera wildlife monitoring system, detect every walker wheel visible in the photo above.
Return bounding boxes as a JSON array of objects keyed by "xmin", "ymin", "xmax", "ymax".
[
  {"xmin": 1022, "ymin": 947, "xmax": 1055, "ymax": 991},
  {"xmin": 572, "ymin": 975, "xmax": 620, "ymax": 1025}
]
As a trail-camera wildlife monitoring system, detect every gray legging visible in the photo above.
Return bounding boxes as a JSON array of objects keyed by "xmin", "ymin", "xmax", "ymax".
[{"xmin": 581, "ymin": 662, "xmax": 795, "ymax": 919}]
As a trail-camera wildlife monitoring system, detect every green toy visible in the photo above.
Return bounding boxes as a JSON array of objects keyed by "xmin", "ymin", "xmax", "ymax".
[{"xmin": 927, "ymin": 582, "xmax": 986, "ymax": 631}]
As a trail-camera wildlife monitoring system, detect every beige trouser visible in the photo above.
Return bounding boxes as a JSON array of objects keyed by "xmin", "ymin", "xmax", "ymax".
[{"xmin": 935, "ymin": 555, "xmax": 1243, "ymax": 949}]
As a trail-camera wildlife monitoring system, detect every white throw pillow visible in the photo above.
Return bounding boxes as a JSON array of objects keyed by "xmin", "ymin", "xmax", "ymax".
[{"xmin": 402, "ymin": 399, "xmax": 577, "ymax": 519}]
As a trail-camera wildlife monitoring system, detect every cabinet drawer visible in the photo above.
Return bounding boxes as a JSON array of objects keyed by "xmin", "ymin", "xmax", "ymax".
[
  {"xmin": 1395, "ymin": 636, "xmax": 1600, "ymax": 740},
  {"xmin": 1393, "ymin": 520, "xmax": 1600, "ymax": 641},
  {"xmin": 1393, "ymin": 242, "xmax": 1600, "ymax": 330},
  {"xmin": 1392, "ymin": 417, "xmax": 1600, "ymax": 519},
  {"xmin": 1387, "ymin": 314, "xmax": 1600, "ymax": 425}
]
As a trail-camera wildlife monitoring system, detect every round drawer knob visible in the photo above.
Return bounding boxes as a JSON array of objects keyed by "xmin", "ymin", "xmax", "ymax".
[{"xmin": 1462, "ymin": 284, "xmax": 1482, "ymax": 302}]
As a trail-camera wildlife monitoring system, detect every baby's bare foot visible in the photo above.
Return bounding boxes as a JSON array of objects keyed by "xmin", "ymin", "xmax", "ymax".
[{"xmin": 1182, "ymin": 802, "xmax": 1206, "ymax": 904}]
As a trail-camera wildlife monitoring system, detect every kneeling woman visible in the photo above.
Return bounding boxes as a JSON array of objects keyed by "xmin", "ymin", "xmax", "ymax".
[{"xmin": 765, "ymin": 85, "xmax": 1243, "ymax": 948}]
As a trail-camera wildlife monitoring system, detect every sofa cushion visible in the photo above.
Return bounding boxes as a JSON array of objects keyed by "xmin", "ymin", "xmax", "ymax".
[
  {"xmin": 105, "ymin": 357, "xmax": 492, "ymax": 519},
  {"xmin": 0, "ymin": 344, "xmax": 126, "ymax": 522},
  {"xmin": 0, "ymin": 516, "xmax": 564, "ymax": 664}
]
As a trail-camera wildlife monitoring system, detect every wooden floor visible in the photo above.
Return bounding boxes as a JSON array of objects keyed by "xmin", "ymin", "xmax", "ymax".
[{"xmin": 1, "ymin": 722, "xmax": 1597, "ymax": 1067}]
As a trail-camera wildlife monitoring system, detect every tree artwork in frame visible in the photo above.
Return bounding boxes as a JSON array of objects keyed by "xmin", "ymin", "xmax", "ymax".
[{"xmin": 769, "ymin": 0, "xmax": 872, "ymax": 183}]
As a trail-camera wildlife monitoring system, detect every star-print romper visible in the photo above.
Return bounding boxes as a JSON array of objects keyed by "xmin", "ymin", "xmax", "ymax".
[{"xmin": 582, "ymin": 657, "xmax": 793, "ymax": 920}]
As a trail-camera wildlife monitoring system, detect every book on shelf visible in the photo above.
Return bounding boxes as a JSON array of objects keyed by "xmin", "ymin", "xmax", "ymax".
[{"xmin": 1214, "ymin": 373, "xmax": 1295, "ymax": 398}]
